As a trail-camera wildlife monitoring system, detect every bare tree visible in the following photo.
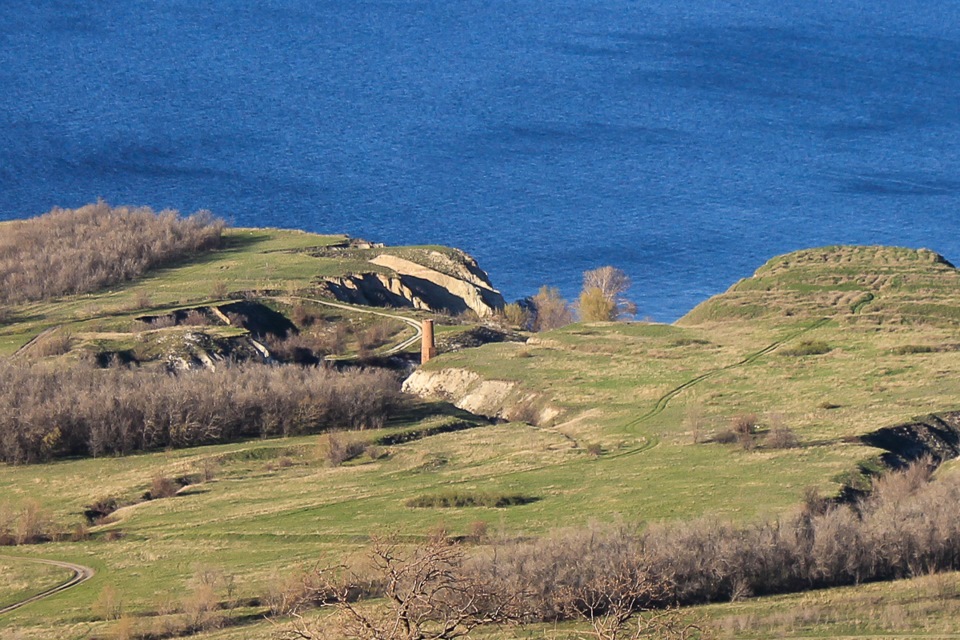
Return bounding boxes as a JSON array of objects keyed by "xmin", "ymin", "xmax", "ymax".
[
  {"xmin": 579, "ymin": 267, "xmax": 637, "ymax": 321},
  {"xmin": 284, "ymin": 536, "xmax": 523, "ymax": 640},
  {"xmin": 531, "ymin": 286, "xmax": 574, "ymax": 332}
]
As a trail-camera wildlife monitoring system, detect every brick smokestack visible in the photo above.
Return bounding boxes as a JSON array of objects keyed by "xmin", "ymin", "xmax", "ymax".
[{"xmin": 421, "ymin": 319, "xmax": 437, "ymax": 363}]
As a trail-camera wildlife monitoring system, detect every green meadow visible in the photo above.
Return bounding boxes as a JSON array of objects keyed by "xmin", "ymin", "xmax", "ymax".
[{"xmin": 4, "ymin": 234, "xmax": 960, "ymax": 638}]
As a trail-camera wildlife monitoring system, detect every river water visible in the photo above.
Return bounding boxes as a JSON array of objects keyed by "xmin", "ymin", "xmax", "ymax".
[{"xmin": 3, "ymin": 1, "xmax": 960, "ymax": 320}]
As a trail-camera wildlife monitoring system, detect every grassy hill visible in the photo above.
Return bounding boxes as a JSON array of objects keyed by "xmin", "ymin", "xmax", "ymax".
[{"xmin": 5, "ymin": 239, "xmax": 960, "ymax": 638}]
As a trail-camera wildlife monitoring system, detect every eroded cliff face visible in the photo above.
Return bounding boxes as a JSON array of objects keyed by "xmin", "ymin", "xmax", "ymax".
[
  {"xmin": 317, "ymin": 248, "xmax": 505, "ymax": 317},
  {"xmin": 402, "ymin": 367, "xmax": 561, "ymax": 426}
]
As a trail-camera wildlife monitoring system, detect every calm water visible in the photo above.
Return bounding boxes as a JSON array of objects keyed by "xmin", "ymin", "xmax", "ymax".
[{"xmin": 3, "ymin": 1, "xmax": 960, "ymax": 321}]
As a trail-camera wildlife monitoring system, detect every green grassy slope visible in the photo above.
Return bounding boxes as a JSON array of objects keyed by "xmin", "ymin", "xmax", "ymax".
[
  {"xmin": 0, "ymin": 228, "xmax": 477, "ymax": 362},
  {"xmin": 0, "ymin": 557, "xmax": 74, "ymax": 611},
  {"xmin": 5, "ymin": 243, "xmax": 960, "ymax": 639},
  {"xmin": 421, "ymin": 245, "xmax": 960, "ymax": 516}
]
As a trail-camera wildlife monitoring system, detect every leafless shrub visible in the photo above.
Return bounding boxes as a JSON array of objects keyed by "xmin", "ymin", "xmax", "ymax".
[
  {"xmin": 325, "ymin": 433, "xmax": 366, "ymax": 467},
  {"xmin": 732, "ymin": 414, "xmax": 758, "ymax": 436},
  {"xmin": 283, "ymin": 535, "xmax": 526, "ymax": 640},
  {"xmin": 149, "ymin": 315, "xmax": 177, "ymax": 329},
  {"xmin": 291, "ymin": 303, "xmax": 318, "ymax": 328},
  {"xmin": 149, "ymin": 475, "xmax": 180, "ymax": 500},
  {"xmin": 0, "ymin": 502, "xmax": 14, "ymax": 545},
  {"xmin": 266, "ymin": 331, "xmax": 335, "ymax": 363},
  {"xmin": 31, "ymin": 331, "xmax": 73, "ymax": 357},
  {"xmin": 93, "ymin": 585, "xmax": 123, "ymax": 620},
  {"xmin": 211, "ymin": 280, "xmax": 228, "ymax": 299},
  {"xmin": 199, "ymin": 457, "xmax": 220, "ymax": 482},
  {"xmin": 11, "ymin": 500, "xmax": 51, "ymax": 545},
  {"xmin": 0, "ymin": 202, "xmax": 224, "ymax": 305},
  {"xmin": 182, "ymin": 579, "xmax": 224, "ymax": 631},
  {"xmin": 468, "ymin": 521, "xmax": 489, "ymax": 543},
  {"xmin": 765, "ymin": 414, "xmax": 800, "ymax": 449},
  {"xmin": 134, "ymin": 291, "xmax": 153, "ymax": 310},
  {"xmin": 70, "ymin": 522, "xmax": 90, "ymax": 542},
  {"xmin": 685, "ymin": 402, "xmax": 706, "ymax": 444},
  {"xmin": 0, "ymin": 361, "xmax": 404, "ymax": 464},
  {"xmin": 365, "ymin": 444, "xmax": 386, "ymax": 460},
  {"xmin": 357, "ymin": 319, "xmax": 403, "ymax": 356},
  {"xmin": 183, "ymin": 309, "xmax": 211, "ymax": 326},
  {"xmin": 509, "ymin": 395, "xmax": 546, "ymax": 425},
  {"xmin": 766, "ymin": 426, "xmax": 799, "ymax": 449},
  {"xmin": 731, "ymin": 413, "xmax": 758, "ymax": 450},
  {"xmin": 531, "ymin": 286, "xmax": 574, "ymax": 332},
  {"xmin": 112, "ymin": 615, "xmax": 137, "ymax": 640},
  {"xmin": 266, "ymin": 569, "xmax": 319, "ymax": 616},
  {"xmin": 712, "ymin": 429, "xmax": 738, "ymax": 445}
]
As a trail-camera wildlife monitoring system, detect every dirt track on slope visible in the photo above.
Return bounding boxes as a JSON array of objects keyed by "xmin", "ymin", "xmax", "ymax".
[{"xmin": 0, "ymin": 556, "xmax": 95, "ymax": 616}]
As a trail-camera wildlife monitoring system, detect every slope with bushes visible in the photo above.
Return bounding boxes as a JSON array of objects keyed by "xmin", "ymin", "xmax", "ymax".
[
  {"xmin": 0, "ymin": 202, "xmax": 224, "ymax": 305},
  {"xmin": 5, "ymin": 240, "xmax": 960, "ymax": 639}
]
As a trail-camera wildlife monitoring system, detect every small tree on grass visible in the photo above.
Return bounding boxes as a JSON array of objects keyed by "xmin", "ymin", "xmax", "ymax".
[
  {"xmin": 578, "ymin": 266, "xmax": 637, "ymax": 322},
  {"xmin": 531, "ymin": 286, "xmax": 574, "ymax": 332},
  {"xmin": 578, "ymin": 287, "xmax": 617, "ymax": 323}
]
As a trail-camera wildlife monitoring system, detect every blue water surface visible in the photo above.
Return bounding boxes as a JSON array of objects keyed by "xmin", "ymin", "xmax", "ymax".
[{"xmin": 3, "ymin": 0, "xmax": 960, "ymax": 321}]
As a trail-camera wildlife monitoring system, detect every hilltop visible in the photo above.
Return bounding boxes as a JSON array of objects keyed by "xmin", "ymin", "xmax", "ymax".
[{"xmin": 681, "ymin": 245, "xmax": 960, "ymax": 325}]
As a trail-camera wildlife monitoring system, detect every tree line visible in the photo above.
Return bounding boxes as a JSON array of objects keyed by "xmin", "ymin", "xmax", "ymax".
[
  {"xmin": 501, "ymin": 265, "xmax": 637, "ymax": 332},
  {"xmin": 0, "ymin": 201, "xmax": 224, "ymax": 306},
  {"xmin": 0, "ymin": 360, "xmax": 403, "ymax": 464}
]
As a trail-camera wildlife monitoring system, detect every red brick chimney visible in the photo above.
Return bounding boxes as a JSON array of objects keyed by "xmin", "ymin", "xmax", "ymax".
[{"xmin": 421, "ymin": 319, "xmax": 437, "ymax": 363}]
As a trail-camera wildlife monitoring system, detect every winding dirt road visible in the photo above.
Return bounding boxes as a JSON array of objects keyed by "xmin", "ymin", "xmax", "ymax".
[
  {"xmin": 0, "ymin": 556, "xmax": 95, "ymax": 616},
  {"xmin": 292, "ymin": 296, "xmax": 423, "ymax": 356}
]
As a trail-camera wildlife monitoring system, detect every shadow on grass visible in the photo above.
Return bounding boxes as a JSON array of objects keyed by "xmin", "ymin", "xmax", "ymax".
[{"xmin": 388, "ymin": 400, "xmax": 484, "ymax": 426}]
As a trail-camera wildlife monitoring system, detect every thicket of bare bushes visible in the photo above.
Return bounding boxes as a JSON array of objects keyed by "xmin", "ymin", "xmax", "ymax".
[
  {"xmin": 283, "ymin": 532, "xmax": 699, "ymax": 640},
  {"xmin": 0, "ymin": 202, "xmax": 224, "ymax": 305},
  {"xmin": 0, "ymin": 361, "xmax": 403, "ymax": 464},
  {"xmin": 0, "ymin": 499, "xmax": 53, "ymax": 545},
  {"xmin": 284, "ymin": 462, "xmax": 960, "ymax": 639},
  {"xmin": 492, "ymin": 462, "xmax": 960, "ymax": 609}
]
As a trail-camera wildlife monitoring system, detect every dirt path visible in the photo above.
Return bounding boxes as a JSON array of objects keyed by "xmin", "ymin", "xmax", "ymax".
[
  {"xmin": 292, "ymin": 296, "xmax": 423, "ymax": 357},
  {"xmin": 11, "ymin": 326, "xmax": 59, "ymax": 358},
  {"xmin": 602, "ymin": 317, "xmax": 831, "ymax": 460},
  {"xmin": 624, "ymin": 317, "xmax": 831, "ymax": 432},
  {"xmin": 0, "ymin": 556, "xmax": 95, "ymax": 616}
]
